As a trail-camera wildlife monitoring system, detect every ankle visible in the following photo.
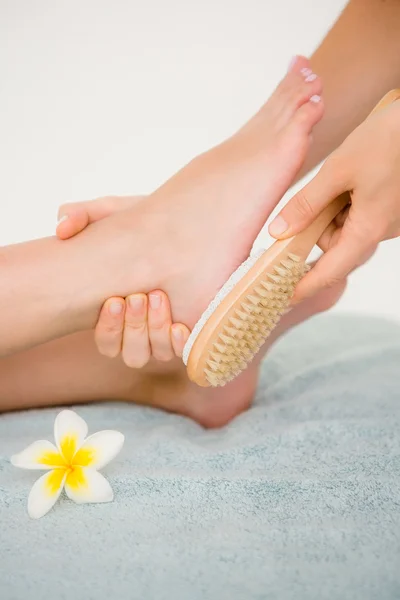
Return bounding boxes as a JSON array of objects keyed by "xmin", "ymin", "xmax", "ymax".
[{"xmin": 71, "ymin": 207, "xmax": 158, "ymax": 330}]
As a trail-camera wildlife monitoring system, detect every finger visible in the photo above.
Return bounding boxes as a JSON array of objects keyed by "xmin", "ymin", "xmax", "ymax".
[
  {"xmin": 293, "ymin": 218, "xmax": 377, "ymax": 303},
  {"xmin": 318, "ymin": 222, "xmax": 377, "ymax": 269},
  {"xmin": 94, "ymin": 298, "xmax": 125, "ymax": 358},
  {"xmin": 56, "ymin": 195, "xmax": 146, "ymax": 239},
  {"xmin": 122, "ymin": 294, "xmax": 151, "ymax": 368},
  {"xmin": 171, "ymin": 324, "xmax": 191, "ymax": 358},
  {"xmin": 57, "ymin": 195, "xmax": 145, "ymax": 222},
  {"xmin": 317, "ymin": 221, "xmax": 342, "ymax": 253},
  {"xmin": 334, "ymin": 205, "xmax": 350, "ymax": 229},
  {"xmin": 268, "ymin": 154, "xmax": 349, "ymax": 239},
  {"xmin": 148, "ymin": 291, "xmax": 174, "ymax": 362},
  {"xmin": 316, "ymin": 205, "xmax": 351, "ymax": 252},
  {"xmin": 56, "ymin": 209, "xmax": 90, "ymax": 240}
]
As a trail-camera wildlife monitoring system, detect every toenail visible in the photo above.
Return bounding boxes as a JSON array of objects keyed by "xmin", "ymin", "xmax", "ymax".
[
  {"xmin": 287, "ymin": 55, "xmax": 298, "ymax": 72},
  {"xmin": 305, "ymin": 73, "xmax": 317, "ymax": 83},
  {"xmin": 269, "ymin": 215, "xmax": 288, "ymax": 237},
  {"xmin": 109, "ymin": 300, "xmax": 123, "ymax": 315},
  {"xmin": 310, "ymin": 94, "xmax": 321, "ymax": 103},
  {"xmin": 129, "ymin": 296, "xmax": 144, "ymax": 311},
  {"xmin": 300, "ymin": 67, "xmax": 312, "ymax": 77},
  {"xmin": 149, "ymin": 293, "xmax": 161, "ymax": 310}
]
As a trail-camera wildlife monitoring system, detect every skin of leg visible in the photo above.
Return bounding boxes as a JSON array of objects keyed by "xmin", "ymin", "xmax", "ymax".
[
  {"xmin": 58, "ymin": 197, "xmax": 191, "ymax": 363},
  {"xmin": 56, "ymin": 0, "xmax": 400, "ymax": 368},
  {"xmin": 299, "ymin": 0, "xmax": 400, "ymax": 179},
  {"xmin": 78, "ymin": 60, "xmax": 324, "ymax": 338},
  {"xmin": 2, "ymin": 61, "xmax": 325, "ymax": 426},
  {"xmin": 6, "ymin": 0, "xmax": 398, "ymax": 424},
  {"xmin": 0, "ymin": 280, "xmax": 345, "ymax": 428},
  {"xmin": 1, "ymin": 60, "xmax": 321, "ymax": 359},
  {"xmin": 53, "ymin": 59, "xmax": 324, "ymax": 352},
  {"xmin": 4, "ymin": 1, "xmax": 400, "ymax": 359},
  {"xmin": 133, "ymin": 79, "xmax": 323, "ymax": 330}
]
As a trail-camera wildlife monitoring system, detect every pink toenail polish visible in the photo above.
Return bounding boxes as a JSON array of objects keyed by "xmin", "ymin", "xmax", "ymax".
[
  {"xmin": 149, "ymin": 294, "xmax": 161, "ymax": 310},
  {"xmin": 310, "ymin": 95, "xmax": 321, "ymax": 103},
  {"xmin": 305, "ymin": 73, "xmax": 317, "ymax": 83},
  {"xmin": 300, "ymin": 67, "xmax": 312, "ymax": 77},
  {"xmin": 269, "ymin": 215, "xmax": 288, "ymax": 237},
  {"xmin": 287, "ymin": 56, "xmax": 298, "ymax": 72}
]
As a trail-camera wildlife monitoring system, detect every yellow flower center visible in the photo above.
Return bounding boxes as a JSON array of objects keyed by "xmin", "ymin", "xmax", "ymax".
[{"xmin": 40, "ymin": 434, "xmax": 96, "ymax": 495}]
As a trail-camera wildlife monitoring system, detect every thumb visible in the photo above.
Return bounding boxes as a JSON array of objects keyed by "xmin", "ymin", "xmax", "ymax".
[
  {"xmin": 56, "ymin": 195, "xmax": 145, "ymax": 240},
  {"xmin": 292, "ymin": 212, "xmax": 377, "ymax": 304},
  {"xmin": 269, "ymin": 156, "xmax": 347, "ymax": 239},
  {"xmin": 56, "ymin": 208, "xmax": 90, "ymax": 240},
  {"xmin": 57, "ymin": 195, "xmax": 145, "ymax": 223}
]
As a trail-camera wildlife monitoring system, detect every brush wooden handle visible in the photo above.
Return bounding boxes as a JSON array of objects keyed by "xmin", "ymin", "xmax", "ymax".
[
  {"xmin": 285, "ymin": 192, "xmax": 350, "ymax": 260},
  {"xmin": 261, "ymin": 192, "xmax": 349, "ymax": 266}
]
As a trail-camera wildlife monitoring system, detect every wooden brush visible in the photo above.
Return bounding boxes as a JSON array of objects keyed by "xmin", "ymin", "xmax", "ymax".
[{"xmin": 183, "ymin": 89, "xmax": 400, "ymax": 387}]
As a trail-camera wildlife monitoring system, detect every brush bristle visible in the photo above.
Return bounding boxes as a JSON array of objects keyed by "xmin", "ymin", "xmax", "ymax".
[{"xmin": 203, "ymin": 254, "xmax": 309, "ymax": 387}]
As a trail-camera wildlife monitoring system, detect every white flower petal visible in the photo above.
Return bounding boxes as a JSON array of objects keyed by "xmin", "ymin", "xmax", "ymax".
[
  {"xmin": 64, "ymin": 467, "xmax": 114, "ymax": 504},
  {"xmin": 72, "ymin": 430, "xmax": 124, "ymax": 470},
  {"xmin": 54, "ymin": 410, "xmax": 88, "ymax": 463},
  {"xmin": 11, "ymin": 440, "xmax": 65, "ymax": 470},
  {"xmin": 27, "ymin": 469, "xmax": 66, "ymax": 519}
]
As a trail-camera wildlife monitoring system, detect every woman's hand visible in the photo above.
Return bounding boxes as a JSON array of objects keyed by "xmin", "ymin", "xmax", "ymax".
[
  {"xmin": 56, "ymin": 195, "xmax": 145, "ymax": 239},
  {"xmin": 269, "ymin": 99, "xmax": 400, "ymax": 302},
  {"xmin": 56, "ymin": 195, "xmax": 190, "ymax": 366}
]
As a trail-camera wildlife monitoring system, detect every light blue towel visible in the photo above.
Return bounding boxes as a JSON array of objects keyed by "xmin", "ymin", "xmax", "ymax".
[{"xmin": 1, "ymin": 314, "xmax": 400, "ymax": 600}]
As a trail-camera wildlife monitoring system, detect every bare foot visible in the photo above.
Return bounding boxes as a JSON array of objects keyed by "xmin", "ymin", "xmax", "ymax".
[
  {"xmin": 21, "ymin": 58, "xmax": 326, "ymax": 426},
  {"xmin": 103, "ymin": 57, "xmax": 324, "ymax": 331},
  {"xmin": 123, "ymin": 280, "xmax": 345, "ymax": 428},
  {"xmin": 0, "ymin": 280, "xmax": 344, "ymax": 427}
]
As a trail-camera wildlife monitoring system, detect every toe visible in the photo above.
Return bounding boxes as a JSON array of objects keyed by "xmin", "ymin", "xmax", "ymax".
[
  {"xmin": 274, "ymin": 94, "xmax": 324, "ymax": 171},
  {"xmin": 291, "ymin": 94, "xmax": 324, "ymax": 134},
  {"xmin": 270, "ymin": 56, "xmax": 323, "ymax": 126}
]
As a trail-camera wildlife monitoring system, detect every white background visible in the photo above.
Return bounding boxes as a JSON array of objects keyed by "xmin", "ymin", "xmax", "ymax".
[{"xmin": 1, "ymin": 0, "xmax": 399, "ymax": 321}]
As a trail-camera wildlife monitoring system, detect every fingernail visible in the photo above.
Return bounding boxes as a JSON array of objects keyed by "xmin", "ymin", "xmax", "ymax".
[
  {"xmin": 109, "ymin": 300, "xmax": 123, "ymax": 315},
  {"xmin": 305, "ymin": 73, "xmax": 317, "ymax": 83},
  {"xmin": 287, "ymin": 55, "xmax": 298, "ymax": 72},
  {"xmin": 310, "ymin": 95, "xmax": 321, "ymax": 104},
  {"xmin": 269, "ymin": 215, "xmax": 288, "ymax": 237},
  {"xmin": 57, "ymin": 215, "xmax": 68, "ymax": 226},
  {"xmin": 172, "ymin": 327, "xmax": 183, "ymax": 342},
  {"xmin": 129, "ymin": 296, "xmax": 144, "ymax": 311},
  {"xmin": 149, "ymin": 293, "xmax": 161, "ymax": 310},
  {"xmin": 300, "ymin": 67, "xmax": 312, "ymax": 77}
]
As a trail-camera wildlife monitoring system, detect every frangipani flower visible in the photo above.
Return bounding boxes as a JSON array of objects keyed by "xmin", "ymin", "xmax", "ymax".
[{"xmin": 11, "ymin": 410, "xmax": 124, "ymax": 519}]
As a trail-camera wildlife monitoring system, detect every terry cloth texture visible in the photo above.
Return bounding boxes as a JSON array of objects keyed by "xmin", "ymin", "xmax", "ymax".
[{"xmin": 1, "ymin": 314, "xmax": 400, "ymax": 600}]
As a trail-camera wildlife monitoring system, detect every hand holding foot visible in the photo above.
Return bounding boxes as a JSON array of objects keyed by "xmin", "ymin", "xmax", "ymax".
[
  {"xmin": 56, "ymin": 196, "xmax": 190, "ymax": 366},
  {"xmin": 57, "ymin": 57, "xmax": 323, "ymax": 373}
]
